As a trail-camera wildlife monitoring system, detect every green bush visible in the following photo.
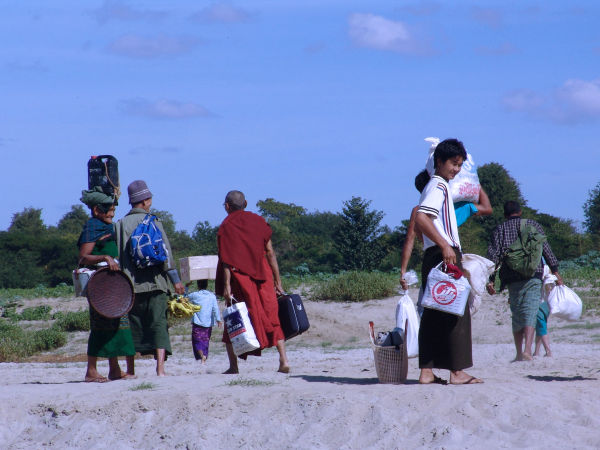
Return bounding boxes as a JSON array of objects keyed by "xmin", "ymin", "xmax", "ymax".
[
  {"xmin": 0, "ymin": 283, "xmax": 74, "ymax": 303},
  {"xmin": 1, "ymin": 306, "xmax": 19, "ymax": 321},
  {"xmin": 53, "ymin": 310, "xmax": 90, "ymax": 332},
  {"xmin": 32, "ymin": 328, "xmax": 67, "ymax": 350},
  {"xmin": 18, "ymin": 305, "xmax": 52, "ymax": 321},
  {"xmin": 0, "ymin": 321, "xmax": 67, "ymax": 361},
  {"xmin": 311, "ymin": 271, "xmax": 399, "ymax": 302}
]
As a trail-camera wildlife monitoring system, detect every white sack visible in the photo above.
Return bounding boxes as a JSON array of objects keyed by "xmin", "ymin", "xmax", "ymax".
[
  {"xmin": 461, "ymin": 253, "xmax": 495, "ymax": 315},
  {"xmin": 425, "ymin": 137, "xmax": 481, "ymax": 203},
  {"xmin": 548, "ymin": 285, "xmax": 582, "ymax": 322},
  {"xmin": 542, "ymin": 265, "xmax": 558, "ymax": 301},
  {"xmin": 395, "ymin": 292, "xmax": 420, "ymax": 358},
  {"xmin": 223, "ymin": 300, "xmax": 260, "ymax": 355}
]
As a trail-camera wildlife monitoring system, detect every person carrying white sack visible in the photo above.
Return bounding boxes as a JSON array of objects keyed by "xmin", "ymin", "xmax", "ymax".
[
  {"xmin": 401, "ymin": 137, "xmax": 492, "ymax": 294},
  {"xmin": 486, "ymin": 201, "xmax": 563, "ymax": 362},
  {"xmin": 400, "ymin": 162, "xmax": 492, "ymax": 312},
  {"xmin": 414, "ymin": 138, "xmax": 483, "ymax": 385}
]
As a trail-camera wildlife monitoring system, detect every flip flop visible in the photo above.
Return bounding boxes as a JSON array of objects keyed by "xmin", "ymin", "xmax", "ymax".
[
  {"xmin": 85, "ymin": 376, "xmax": 109, "ymax": 383},
  {"xmin": 452, "ymin": 376, "xmax": 483, "ymax": 385},
  {"xmin": 109, "ymin": 372, "xmax": 138, "ymax": 381},
  {"xmin": 419, "ymin": 375, "xmax": 448, "ymax": 385}
]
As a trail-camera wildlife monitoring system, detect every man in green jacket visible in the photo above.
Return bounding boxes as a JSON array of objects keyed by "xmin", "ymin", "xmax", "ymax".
[{"xmin": 116, "ymin": 180, "xmax": 185, "ymax": 376}]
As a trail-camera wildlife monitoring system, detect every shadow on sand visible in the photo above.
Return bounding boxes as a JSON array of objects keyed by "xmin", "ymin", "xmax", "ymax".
[
  {"xmin": 291, "ymin": 375, "xmax": 419, "ymax": 385},
  {"xmin": 527, "ymin": 375, "xmax": 597, "ymax": 382}
]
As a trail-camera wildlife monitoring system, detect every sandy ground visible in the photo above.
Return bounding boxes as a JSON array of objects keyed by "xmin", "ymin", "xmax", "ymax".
[{"xmin": 1, "ymin": 289, "xmax": 599, "ymax": 449}]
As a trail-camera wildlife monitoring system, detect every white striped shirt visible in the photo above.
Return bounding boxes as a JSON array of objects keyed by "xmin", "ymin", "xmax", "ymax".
[{"xmin": 417, "ymin": 175, "xmax": 461, "ymax": 251}]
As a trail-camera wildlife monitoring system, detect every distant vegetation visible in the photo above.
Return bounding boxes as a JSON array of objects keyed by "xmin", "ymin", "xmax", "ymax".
[{"xmin": 0, "ymin": 162, "xmax": 598, "ymax": 290}]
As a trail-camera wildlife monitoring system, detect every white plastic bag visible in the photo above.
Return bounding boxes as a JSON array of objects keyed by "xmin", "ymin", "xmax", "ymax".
[
  {"xmin": 425, "ymin": 137, "xmax": 481, "ymax": 203},
  {"xmin": 421, "ymin": 263, "xmax": 471, "ymax": 316},
  {"xmin": 548, "ymin": 285, "xmax": 582, "ymax": 321},
  {"xmin": 72, "ymin": 268, "xmax": 96, "ymax": 297},
  {"xmin": 223, "ymin": 299, "xmax": 260, "ymax": 355},
  {"xmin": 461, "ymin": 253, "xmax": 495, "ymax": 315},
  {"xmin": 395, "ymin": 292, "xmax": 419, "ymax": 358},
  {"xmin": 541, "ymin": 265, "xmax": 557, "ymax": 301},
  {"xmin": 402, "ymin": 269, "xmax": 419, "ymax": 286}
]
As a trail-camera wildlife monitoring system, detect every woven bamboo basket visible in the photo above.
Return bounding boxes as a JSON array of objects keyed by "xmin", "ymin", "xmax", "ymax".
[
  {"xmin": 86, "ymin": 268, "xmax": 134, "ymax": 319},
  {"xmin": 369, "ymin": 321, "xmax": 408, "ymax": 384}
]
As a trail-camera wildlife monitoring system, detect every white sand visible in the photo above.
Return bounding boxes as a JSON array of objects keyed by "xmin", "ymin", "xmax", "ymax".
[{"xmin": 1, "ymin": 290, "xmax": 599, "ymax": 449}]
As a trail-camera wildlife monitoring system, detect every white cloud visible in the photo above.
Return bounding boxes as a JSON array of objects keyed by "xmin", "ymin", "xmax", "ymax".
[
  {"xmin": 304, "ymin": 42, "xmax": 326, "ymax": 54},
  {"xmin": 502, "ymin": 89, "xmax": 544, "ymax": 113},
  {"xmin": 475, "ymin": 42, "xmax": 517, "ymax": 56},
  {"xmin": 129, "ymin": 146, "xmax": 183, "ymax": 155},
  {"xmin": 397, "ymin": 2, "xmax": 441, "ymax": 16},
  {"xmin": 5, "ymin": 59, "xmax": 48, "ymax": 72},
  {"xmin": 91, "ymin": 1, "xmax": 168, "ymax": 24},
  {"xmin": 190, "ymin": 3, "xmax": 253, "ymax": 24},
  {"xmin": 348, "ymin": 13, "xmax": 428, "ymax": 55},
  {"xmin": 120, "ymin": 98, "xmax": 214, "ymax": 119},
  {"xmin": 471, "ymin": 7, "xmax": 503, "ymax": 29},
  {"xmin": 107, "ymin": 34, "xmax": 199, "ymax": 59},
  {"xmin": 557, "ymin": 79, "xmax": 600, "ymax": 116},
  {"xmin": 503, "ymin": 78, "xmax": 600, "ymax": 123}
]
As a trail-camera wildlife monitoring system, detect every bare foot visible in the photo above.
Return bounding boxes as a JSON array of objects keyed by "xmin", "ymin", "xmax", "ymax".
[
  {"xmin": 419, "ymin": 375, "xmax": 447, "ymax": 385},
  {"xmin": 109, "ymin": 371, "xmax": 137, "ymax": 380},
  {"xmin": 278, "ymin": 365, "xmax": 290, "ymax": 374},
  {"xmin": 223, "ymin": 368, "xmax": 239, "ymax": 374},
  {"xmin": 545, "ymin": 351, "xmax": 552, "ymax": 357},
  {"xmin": 451, "ymin": 376, "xmax": 484, "ymax": 385},
  {"xmin": 450, "ymin": 371, "xmax": 483, "ymax": 385},
  {"xmin": 201, "ymin": 355, "xmax": 207, "ymax": 364},
  {"xmin": 85, "ymin": 375, "xmax": 109, "ymax": 383},
  {"xmin": 419, "ymin": 368, "xmax": 437, "ymax": 384}
]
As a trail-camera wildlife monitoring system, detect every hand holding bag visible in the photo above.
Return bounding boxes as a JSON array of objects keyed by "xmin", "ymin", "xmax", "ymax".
[
  {"xmin": 223, "ymin": 297, "xmax": 261, "ymax": 356},
  {"xmin": 421, "ymin": 262, "xmax": 471, "ymax": 316}
]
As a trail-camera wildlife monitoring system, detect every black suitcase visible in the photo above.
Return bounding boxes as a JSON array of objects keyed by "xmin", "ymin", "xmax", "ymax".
[{"xmin": 277, "ymin": 294, "xmax": 310, "ymax": 340}]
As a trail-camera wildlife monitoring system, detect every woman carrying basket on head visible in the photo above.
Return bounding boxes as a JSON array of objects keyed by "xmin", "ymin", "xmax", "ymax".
[{"xmin": 78, "ymin": 187, "xmax": 136, "ymax": 382}]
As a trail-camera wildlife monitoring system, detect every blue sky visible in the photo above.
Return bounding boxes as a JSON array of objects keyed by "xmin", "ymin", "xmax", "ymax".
[{"xmin": 2, "ymin": 1, "xmax": 599, "ymax": 233}]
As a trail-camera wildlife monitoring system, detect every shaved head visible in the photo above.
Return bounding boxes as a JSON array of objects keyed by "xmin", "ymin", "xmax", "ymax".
[{"xmin": 225, "ymin": 190, "xmax": 247, "ymax": 211}]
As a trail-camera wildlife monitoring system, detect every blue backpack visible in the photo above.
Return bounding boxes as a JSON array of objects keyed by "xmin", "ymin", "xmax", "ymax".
[{"xmin": 129, "ymin": 214, "xmax": 169, "ymax": 268}]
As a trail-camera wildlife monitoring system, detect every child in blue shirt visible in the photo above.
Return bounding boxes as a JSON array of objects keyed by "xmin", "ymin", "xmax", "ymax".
[{"xmin": 187, "ymin": 280, "xmax": 223, "ymax": 363}]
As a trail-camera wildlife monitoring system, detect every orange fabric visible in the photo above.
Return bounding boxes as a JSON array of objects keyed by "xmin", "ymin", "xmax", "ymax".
[
  {"xmin": 215, "ymin": 211, "xmax": 271, "ymax": 296},
  {"xmin": 222, "ymin": 258, "xmax": 284, "ymax": 358}
]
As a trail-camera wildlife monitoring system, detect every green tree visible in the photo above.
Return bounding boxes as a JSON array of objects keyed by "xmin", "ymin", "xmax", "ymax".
[
  {"xmin": 192, "ymin": 221, "xmax": 219, "ymax": 255},
  {"xmin": 583, "ymin": 181, "xmax": 600, "ymax": 235},
  {"xmin": 8, "ymin": 207, "xmax": 46, "ymax": 234},
  {"xmin": 528, "ymin": 209, "xmax": 585, "ymax": 261},
  {"xmin": 151, "ymin": 209, "xmax": 176, "ymax": 236},
  {"xmin": 56, "ymin": 205, "xmax": 89, "ymax": 235},
  {"xmin": 334, "ymin": 197, "xmax": 385, "ymax": 270},
  {"xmin": 257, "ymin": 198, "xmax": 307, "ymax": 222},
  {"xmin": 477, "ymin": 163, "xmax": 525, "ymax": 237},
  {"xmin": 0, "ymin": 232, "xmax": 45, "ymax": 288}
]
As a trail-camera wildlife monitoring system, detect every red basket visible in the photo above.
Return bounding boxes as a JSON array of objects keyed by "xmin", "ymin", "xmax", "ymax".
[{"xmin": 86, "ymin": 268, "xmax": 134, "ymax": 319}]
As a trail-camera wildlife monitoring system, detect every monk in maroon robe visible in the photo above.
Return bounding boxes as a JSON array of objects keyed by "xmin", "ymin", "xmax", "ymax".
[{"xmin": 215, "ymin": 190, "xmax": 290, "ymax": 374}]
